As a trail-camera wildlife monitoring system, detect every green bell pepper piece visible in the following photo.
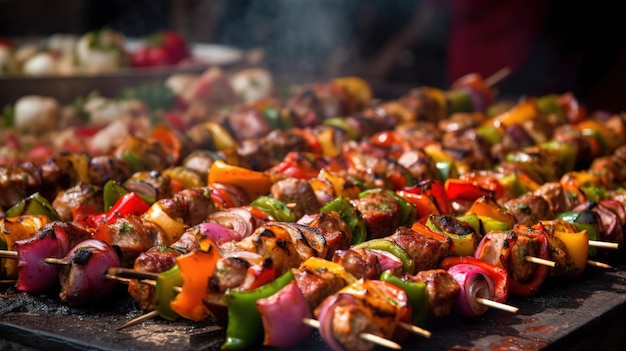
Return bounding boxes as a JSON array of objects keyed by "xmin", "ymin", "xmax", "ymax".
[
  {"xmin": 581, "ymin": 186, "xmax": 606, "ymax": 202},
  {"xmin": 103, "ymin": 180, "xmax": 129, "ymax": 212},
  {"xmin": 320, "ymin": 196, "xmax": 367, "ymax": 244},
  {"xmin": 5, "ymin": 193, "xmax": 61, "ymax": 221},
  {"xmin": 475, "ymin": 125, "xmax": 503, "ymax": 146},
  {"xmin": 156, "ymin": 265, "xmax": 184, "ymax": 321},
  {"xmin": 380, "ymin": 270, "xmax": 428, "ymax": 326},
  {"xmin": 353, "ymin": 238, "xmax": 415, "ymax": 274},
  {"xmin": 122, "ymin": 151, "xmax": 146, "ymax": 174},
  {"xmin": 455, "ymin": 213, "xmax": 481, "ymax": 235},
  {"xmin": 323, "ymin": 117, "xmax": 360, "ymax": 140},
  {"xmin": 447, "ymin": 89, "xmax": 473, "ymax": 113},
  {"xmin": 536, "ymin": 94, "xmax": 566, "ymax": 123},
  {"xmin": 222, "ymin": 270, "xmax": 294, "ymax": 350},
  {"xmin": 250, "ymin": 196, "xmax": 296, "ymax": 222},
  {"xmin": 479, "ymin": 215, "xmax": 513, "ymax": 234},
  {"xmin": 539, "ymin": 140, "xmax": 577, "ymax": 174}
]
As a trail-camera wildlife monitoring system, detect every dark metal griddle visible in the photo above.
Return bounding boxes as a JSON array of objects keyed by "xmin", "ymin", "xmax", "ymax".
[{"xmin": 1, "ymin": 261, "xmax": 625, "ymax": 351}]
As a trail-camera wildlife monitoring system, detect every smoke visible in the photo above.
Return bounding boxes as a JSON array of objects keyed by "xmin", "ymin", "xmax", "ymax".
[{"xmin": 215, "ymin": 0, "xmax": 360, "ymax": 82}]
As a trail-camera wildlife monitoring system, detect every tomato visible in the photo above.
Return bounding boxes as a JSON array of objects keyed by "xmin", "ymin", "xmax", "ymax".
[{"xmin": 131, "ymin": 30, "xmax": 191, "ymax": 68}]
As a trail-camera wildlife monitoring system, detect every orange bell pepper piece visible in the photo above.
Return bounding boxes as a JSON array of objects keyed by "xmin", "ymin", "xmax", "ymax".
[
  {"xmin": 208, "ymin": 160, "xmax": 272, "ymax": 200},
  {"xmin": 170, "ymin": 238, "xmax": 221, "ymax": 322}
]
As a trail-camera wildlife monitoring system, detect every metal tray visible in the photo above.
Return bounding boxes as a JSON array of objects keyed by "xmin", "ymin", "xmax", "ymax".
[{"xmin": 0, "ymin": 42, "xmax": 244, "ymax": 106}]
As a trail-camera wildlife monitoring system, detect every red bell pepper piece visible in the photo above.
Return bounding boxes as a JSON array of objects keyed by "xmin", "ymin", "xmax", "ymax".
[
  {"xmin": 396, "ymin": 190, "xmax": 440, "ymax": 221},
  {"xmin": 244, "ymin": 259, "xmax": 277, "ymax": 290},
  {"xmin": 105, "ymin": 192, "xmax": 151, "ymax": 224},
  {"xmin": 404, "ymin": 179, "xmax": 453, "ymax": 215},
  {"xmin": 445, "ymin": 179, "xmax": 492, "ymax": 202}
]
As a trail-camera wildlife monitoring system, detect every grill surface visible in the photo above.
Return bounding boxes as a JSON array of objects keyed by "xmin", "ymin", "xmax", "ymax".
[{"xmin": 1, "ymin": 260, "xmax": 625, "ymax": 351}]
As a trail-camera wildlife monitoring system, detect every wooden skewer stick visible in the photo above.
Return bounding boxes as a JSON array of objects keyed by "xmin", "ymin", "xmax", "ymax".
[
  {"xmin": 0, "ymin": 280, "xmax": 17, "ymax": 285},
  {"xmin": 116, "ymin": 310, "xmax": 160, "ymax": 330},
  {"xmin": 475, "ymin": 297, "xmax": 519, "ymax": 313},
  {"xmin": 589, "ymin": 240, "xmax": 620, "ymax": 250},
  {"xmin": 302, "ymin": 318, "xmax": 401, "ymax": 350},
  {"xmin": 0, "ymin": 250, "xmax": 18, "ymax": 259},
  {"xmin": 43, "ymin": 257, "xmax": 68, "ymax": 265},
  {"xmin": 587, "ymin": 260, "xmax": 614, "ymax": 269},
  {"xmin": 524, "ymin": 256, "xmax": 556, "ymax": 267},
  {"xmin": 107, "ymin": 267, "xmax": 159, "ymax": 281},
  {"xmin": 485, "ymin": 67, "xmax": 512, "ymax": 87},
  {"xmin": 397, "ymin": 322, "xmax": 431, "ymax": 338}
]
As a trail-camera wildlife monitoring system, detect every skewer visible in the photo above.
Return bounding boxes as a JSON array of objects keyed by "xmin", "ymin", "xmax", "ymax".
[
  {"xmin": 485, "ymin": 67, "xmax": 511, "ymax": 87},
  {"xmin": 0, "ymin": 280, "xmax": 17, "ymax": 285},
  {"xmin": 589, "ymin": 240, "xmax": 620, "ymax": 250},
  {"xmin": 43, "ymin": 257, "xmax": 68, "ymax": 265},
  {"xmin": 397, "ymin": 322, "xmax": 431, "ymax": 338},
  {"xmin": 475, "ymin": 297, "xmax": 519, "ymax": 313},
  {"xmin": 587, "ymin": 260, "xmax": 614, "ymax": 269},
  {"xmin": 0, "ymin": 250, "xmax": 18, "ymax": 259},
  {"xmin": 116, "ymin": 310, "xmax": 160, "ymax": 330},
  {"xmin": 302, "ymin": 318, "xmax": 402, "ymax": 350},
  {"xmin": 107, "ymin": 267, "xmax": 159, "ymax": 281},
  {"xmin": 524, "ymin": 256, "xmax": 556, "ymax": 267}
]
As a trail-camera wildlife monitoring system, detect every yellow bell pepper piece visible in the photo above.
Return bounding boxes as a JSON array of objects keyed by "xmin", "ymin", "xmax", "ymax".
[
  {"xmin": 301, "ymin": 257, "xmax": 357, "ymax": 284},
  {"xmin": 142, "ymin": 202, "xmax": 188, "ymax": 245},
  {"xmin": 554, "ymin": 228, "xmax": 589, "ymax": 279},
  {"xmin": 1, "ymin": 215, "xmax": 50, "ymax": 277}
]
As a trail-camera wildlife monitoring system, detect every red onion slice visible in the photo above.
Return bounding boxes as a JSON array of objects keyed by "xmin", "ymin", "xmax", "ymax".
[
  {"xmin": 256, "ymin": 280, "xmax": 312, "ymax": 348},
  {"xmin": 448, "ymin": 263, "xmax": 495, "ymax": 317},
  {"xmin": 316, "ymin": 293, "xmax": 359, "ymax": 351}
]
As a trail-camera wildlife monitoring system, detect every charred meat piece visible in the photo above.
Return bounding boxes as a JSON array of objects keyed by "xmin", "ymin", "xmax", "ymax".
[
  {"xmin": 92, "ymin": 215, "xmax": 161, "ymax": 267},
  {"xmin": 410, "ymin": 269, "xmax": 460, "ymax": 318},
  {"xmin": 237, "ymin": 129, "xmax": 313, "ymax": 171},
  {"xmin": 386, "ymin": 226, "xmax": 451, "ymax": 272},
  {"xmin": 298, "ymin": 211, "xmax": 353, "ymax": 255},
  {"xmin": 87, "ymin": 155, "xmax": 131, "ymax": 187},
  {"xmin": 503, "ymin": 194, "xmax": 552, "ymax": 226},
  {"xmin": 533, "ymin": 182, "xmax": 574, "ymax": 216},
  {"xmin": 0, "ymin": 162, "xmax": 45, "ymax": 208},
  {"xmin": 52, "ymin": 182, "xmax": 103, "ymax": 222},
  {"xmin": 235, "ymin": 223, "xmax": 303, "ymax": 275},
  {"xmin": 157, "ymin": 187, "xmax": 217, "ymax": 226},
  {"xmin": 128, "ymin": 245, "xmax": 183, "ymax": 311},
  {"xmin": 124, "ymin": 170, "xmax": 173, "ymax": 202},
  {"xmin": 292, "ymin": 266, "xmax": 348, "ymax": 310},
  {"xmin": 397, "ymin": 149, "xmax": 441, "ymax": 182},
  {"xmin": 332, "ymin": 248, "xmax": 382, "ymax": 280},
  {"xmin": 224, "ymin": 107, "xmax": 272, "ymax": 142},
  {"xmin": 208, "ymin": 256, "xmax": 252, "ymax": 293},
  {"xmin": 354, "ymin": 190, "xmax": 402, "ymax": 239},
  {"xmin": 271, "ymin": 178, "xmax": 321, "ymax": 219}
]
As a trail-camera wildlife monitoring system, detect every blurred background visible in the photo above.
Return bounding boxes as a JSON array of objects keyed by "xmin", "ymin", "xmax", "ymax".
[{"xmin": 1, "ymin": 0, "xmax": 626, "ymax": 111}]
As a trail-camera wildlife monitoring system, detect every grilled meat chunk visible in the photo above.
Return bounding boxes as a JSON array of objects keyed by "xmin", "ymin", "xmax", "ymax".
[
  {"xmin": 292, "ymin": 266, "xmax": 348, "ymax": 310},
  {"xmin": 52, "ymin": 182, "xmax": 103, "ymax": 222},
  {"xmin": 332, "ymin": 248, "xmax": 381, "ymax": 280},
  {"xmin": 386, "ymin": 226, "xmax": 451, "ymax": 272},
  {"xmin": 503, "ymin": 194, "xmax": 552, "ymax": 226},
  {"xmin": 271, "ymin": 178, "xmax": 321, "ymax": 219},
  {"xmin": 355, "ymin": 190, "xmax": 402, "ymax": 239},
  {"xmin": 410, "ymin": 269, "xmax": 460, "ymax": 318}
]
